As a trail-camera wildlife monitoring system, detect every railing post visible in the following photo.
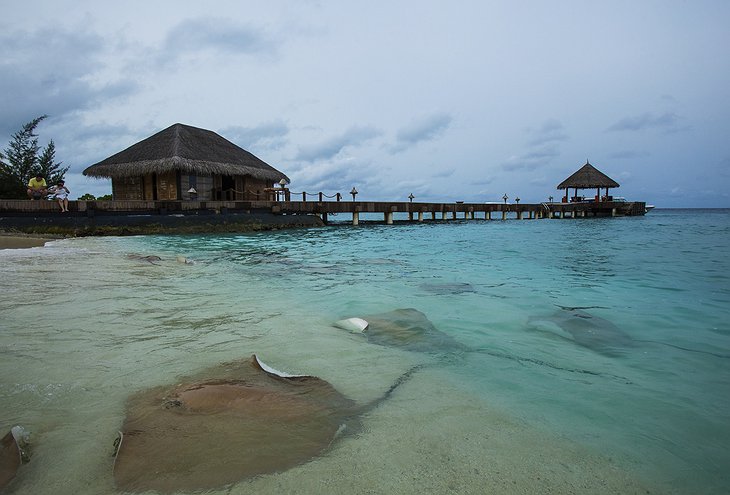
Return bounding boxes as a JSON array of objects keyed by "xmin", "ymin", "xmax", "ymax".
[
  {"xmin": 319, "ymin": 192, "xmax": 323, "ymax": 202},
  {"xmin": 336, "ymin": 193, "xmax": 341, "ymax": 201},
  {"xmin": 302, "ymin": 191, "xmax": 307, "ymax": 202}
]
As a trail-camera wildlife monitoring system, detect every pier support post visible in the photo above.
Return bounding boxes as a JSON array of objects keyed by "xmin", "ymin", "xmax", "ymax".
[
  {"xmin": 408, "ymin": 212, "xmax": 414, "ymax": 221},
  {"xmin": 352, "ymin": 212, "xmax": 359, "ymax": 225},
  {"xmin": 431, "ymin": 212, "xmax": 436, "ymax": 220},
  {"xmin": 418, "ymin": 211, "xmax": 424, "ymax": 222},
  {"xmin": 386, "ymin": 212, "xmax": 394, "ymax": 224},
  {"xmin": 321, "ymin": 212, "xmax": 328, "ymax": 224},
  {"xmin": 441, "ymin": 211, "xmax": 447, "ymax": 220},
  {"xmin": 502, "ymin": 210, "xmax": 507, "ymax": 221},
  {"xmin": 517, "ymin": 211, "xmax": 523, "ymax": 220},
  {"xmin": 611, "ymin": 208, "xmax": 617, "ymax": 217},
  {"xmin": 452, "ymin": 210, "xmax": 457, "ymax": 220}
]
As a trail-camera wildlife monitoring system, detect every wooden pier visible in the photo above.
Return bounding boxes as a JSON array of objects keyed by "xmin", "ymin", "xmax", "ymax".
[{"xmin": 0, "ymin": 198, "xmax": 647, "ymax": 226}]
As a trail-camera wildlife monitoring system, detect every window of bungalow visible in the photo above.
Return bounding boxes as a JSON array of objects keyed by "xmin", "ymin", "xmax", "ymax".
[{"xmin": 183, "ymin": 175, "xmax": 213, "ymax": 200}]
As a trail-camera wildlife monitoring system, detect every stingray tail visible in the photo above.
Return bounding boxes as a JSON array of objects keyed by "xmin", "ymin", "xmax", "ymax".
[
  {"xmin": 633, "ymin": 340, "xmax": 730, "ymax": 359},
  {"xmin": 468, "ymin": 347, "xmax": 633, "ymax": 383},
  {"xmin": 361, "ymin": 363, "xmax": 428, "ymax": 415}
]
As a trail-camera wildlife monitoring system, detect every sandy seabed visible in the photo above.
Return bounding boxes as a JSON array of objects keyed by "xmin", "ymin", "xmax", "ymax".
[
  {"xmin": 6, "ymin": 366, "xmax": 667, "ymax": 495},
  {"xmin": 225, "ymin": 370, "xmax": 661, "ymax": 495}
]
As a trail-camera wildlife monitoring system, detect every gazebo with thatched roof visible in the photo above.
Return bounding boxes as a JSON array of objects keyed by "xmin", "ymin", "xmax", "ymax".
[
  {"xmin": 557, "ymin": 161, "xmax": 620, "ymax": 203},
  {"xmin": 83, "ymin": 123, "xmax": 289, "ymax": 201}
]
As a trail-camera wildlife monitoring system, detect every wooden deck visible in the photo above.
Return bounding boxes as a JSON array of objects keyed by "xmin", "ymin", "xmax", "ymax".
[{"xmin": 0, "ymin": 198, "xmax": 647, "ymax": 225}]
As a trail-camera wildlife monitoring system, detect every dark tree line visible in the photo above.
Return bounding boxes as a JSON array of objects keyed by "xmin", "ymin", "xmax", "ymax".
[{"xmin": 0, "ymin": 115, "xmax": 69, "ymax": 198}]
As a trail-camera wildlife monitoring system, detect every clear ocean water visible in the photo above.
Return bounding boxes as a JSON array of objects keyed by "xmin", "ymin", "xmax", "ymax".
[{"xmin": 1, "ymin": 208, "xmax": 729, "ymax": 494}]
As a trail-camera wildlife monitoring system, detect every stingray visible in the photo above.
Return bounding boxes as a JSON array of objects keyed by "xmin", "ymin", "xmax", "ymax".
[
  {"xmin": 528, "ymin": 308, "xmax": 636, "ymax": 356},
  {"xmin": 112, "ymin": 354, "xmax": 417, "ymax": 493},
  {"xmin": 529, "ymin": 307, "xmax": 730, "ymax": 360},
  {"xmin": 335, "ymin": 308, "xmax": 640, "ymax": 383},
  {"xmin": 125, "ymin": 253, "xmax": 162, "ymax": 265},
  {"xmin": 0, "ymin": 426, "xmax": 29, "ymax": 491},
  {"xmin": 334, "ymin": 308, "xmax": 468, "ymax": 354}
]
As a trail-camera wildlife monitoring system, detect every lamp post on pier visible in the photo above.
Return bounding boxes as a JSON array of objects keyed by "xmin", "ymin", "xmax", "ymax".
[
  {"xmin": 502, "ymin": 194, "xmax": 508, "ymax": 204},
  {"xmin": 350, "ymin": 187, "xmax": 358, "ymax": 201}
]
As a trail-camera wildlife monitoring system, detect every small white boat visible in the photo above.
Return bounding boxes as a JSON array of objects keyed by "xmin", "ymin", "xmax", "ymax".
[{"xmin": 645, "ymin": 204, "xmax": 655, "ymax": 213}]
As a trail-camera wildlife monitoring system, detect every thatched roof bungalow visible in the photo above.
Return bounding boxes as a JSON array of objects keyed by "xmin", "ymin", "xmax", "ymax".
[
  {"xmin": 557, "ymin": 161, "xmax": 620, "ymax": 202},
  {"xmin": 83, "ymin": 123, "xmax": 289, "ymax": 201}
]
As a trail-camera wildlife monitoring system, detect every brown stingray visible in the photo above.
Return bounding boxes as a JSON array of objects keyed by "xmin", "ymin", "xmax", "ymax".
[
  {"xmin": 0, "ymin": 429, "xmax": 22, "ymax": 491},
  {"xmin": 351, "ymin": 308, "xmax": 468, "ymax": 354},
  {"xmin": 113, "ymin": 354, "xmax": 413, "ymax": 493}
]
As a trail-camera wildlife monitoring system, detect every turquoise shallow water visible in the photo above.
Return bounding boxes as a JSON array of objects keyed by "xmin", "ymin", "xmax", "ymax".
[{"xmin": 1, "ymin": 208, "xmax": 729, "ymax": 494}]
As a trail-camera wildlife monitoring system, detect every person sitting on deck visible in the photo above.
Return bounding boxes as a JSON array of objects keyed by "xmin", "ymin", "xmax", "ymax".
[
  {"xmin": 50, "ymin": 180, "xmax": 70, "ymax": 212},
  {"xmin": 27, "ymin": 174, "xmax": 47, "ymax": 200}
]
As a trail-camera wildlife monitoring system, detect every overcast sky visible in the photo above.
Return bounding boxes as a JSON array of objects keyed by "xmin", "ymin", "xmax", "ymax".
[{"xmin": 2, "ymin": 1, "xmax": 728, "ymax": 207}]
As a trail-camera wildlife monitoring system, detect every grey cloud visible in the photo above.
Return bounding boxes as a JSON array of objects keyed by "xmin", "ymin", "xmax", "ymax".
[
  {"xmin": 606, "ymin": 112, "xmax": 681, "ymax": 132},
  {"xmin": 390, "ymin": 113, "xmax": 452, "ymax": 153},
  {"xmin": 431, "ymin": 168, "xmax": 455, "ymax": 179},
  {"xmin": 220, "ymin": 121, "xmax": 290, "ymax": 152},
  {"xmin": 472, "ymin": 177, "xmax": 494, "ymax": 186},
  {"xmin": 58, "ymin": 121, "xmax": 136, "ymax": 145},
  {"xmin": 391, "ymin": 179, "xmax": 432, "ymax": 196},
  {"xmin": 528, "ymin": 175, "xmax": 549, "ymax": 186},
  {"xmin": 0, "ymin": 26, "xmax": 138, "ymax": 136},
  {"xmin": 295, "ymin": 126, "xmax": 381, "ymax": 162},
  {"xmin": 501, "ymin": 145, "xmax": 560, "ymax": 171},
  {"xmin": 162, "ymin": 17, "xmax": 277, "ymax": 59},
  {"xmin": 289, "ymin": 159, "xmax": 377, "ymax": 195},
  {"xmin": 527, "ymin": 119, "xmax": 569, "ymax": 146},
  {"xmin": 608, "ymin": 150, "xmax": 650, "ymax": 160},
  {"xmin": 45, "ymin": 120, "xmax": 151, "ymax": 174},
  {"xmin": 501, "ymin": 118, "xmax": 567, "ymax": 172}
]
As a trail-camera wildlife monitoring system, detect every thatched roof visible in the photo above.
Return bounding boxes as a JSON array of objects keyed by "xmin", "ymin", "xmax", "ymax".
[
  {"xmin": 83, "ymin": 123, "xmax": 289, "ymax": 182},
  {"xmin": 557, "ymin": 162, "xmax": 619, "ymax": 190}
]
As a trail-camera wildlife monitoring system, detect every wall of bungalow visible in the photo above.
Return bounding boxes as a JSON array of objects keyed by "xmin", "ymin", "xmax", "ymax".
[{"xmin": 111, "ymin": 172, "xmax": 273, "ymax": 201}]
